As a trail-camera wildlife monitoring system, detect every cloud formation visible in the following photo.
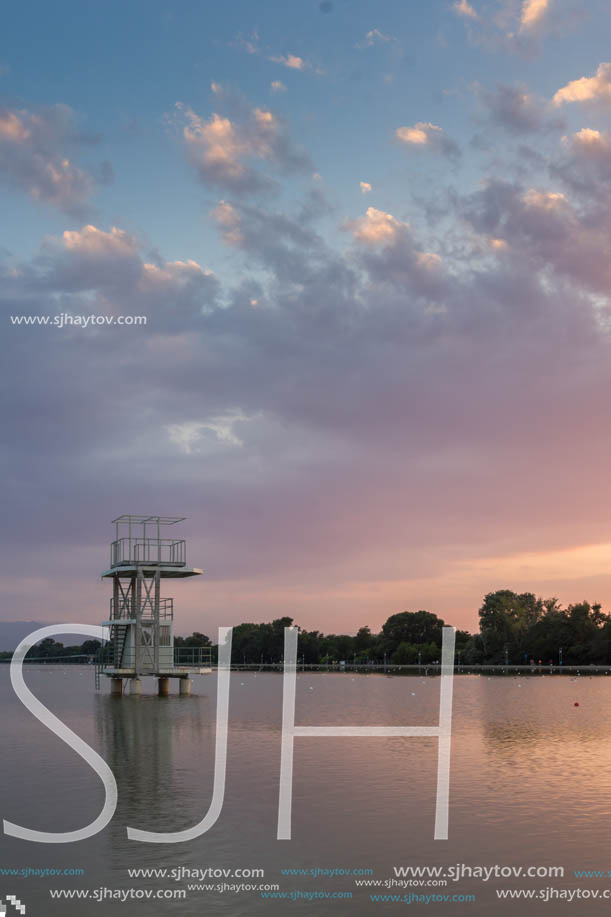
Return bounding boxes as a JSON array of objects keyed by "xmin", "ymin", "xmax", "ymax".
[
  {"xmin": 355, "ymin": 28, "xmax": 394, "ymax": 49},
  {"xmin": 268, "ymin": 53, "xmax": 307, "ymax": 70},
  {"xmin": 454, "ymin": 0, "xmax": 576, "ymax": 56},
  {"xmin": 346, "ymin": 206, "xmax": 401, "ymax": 245},
  {"xmin": 7, "ymin": 27, "xmax": 611, "ymax": 634},
  {"xmin": 453, "ymin": 0, "xmax": 479, "ymax": 19},
  {"xmin": 458, "ymin": 179, "xmax": 611, "ymax": 294},
  {"xmin": 552, "ymin": 127, "xmax": 611, "ymax": 196},
  {"xmin": 476, "ymin": 83, "xmax": 565, "ymax": 134},
  {"xmin": 553, "ymin": 61, "xmax": 611, "ymax": 105},
  {"xmin": 395, "ymin": 122, "xmax": 460, "ymax": 159},
  {"xmin": 520, "ymin": 0, "xmax": 550, "ymax": 31},
  {"xmin": 0, "ymin": 104, "xmax": 108, "ymax": 216},
  {"xmin": 175, "ymin": 95, "xmax": 310, "ymax": 194},
  {"xmin": 5, "ymin": 109, "xmax": 611, "ymax": 633}
]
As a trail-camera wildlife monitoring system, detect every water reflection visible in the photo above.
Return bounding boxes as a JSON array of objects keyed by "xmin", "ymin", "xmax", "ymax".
[
  {"xmin": 3, "ymin": 670, "xmax": 611, "ymax": 915},
  {"xmin": 94, "ymin": 690, "xmax": 216, "ymax": 847}
]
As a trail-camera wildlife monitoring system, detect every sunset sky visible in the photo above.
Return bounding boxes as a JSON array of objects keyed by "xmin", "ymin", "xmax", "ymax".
[{"xmin": 3, "ymin": 0, "xmax": 611, "ymax": 637}]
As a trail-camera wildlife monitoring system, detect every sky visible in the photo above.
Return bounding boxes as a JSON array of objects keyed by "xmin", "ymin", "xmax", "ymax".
[{"xmin": 2, "ymin": 0, "xmax": 611, "ymax": 638}]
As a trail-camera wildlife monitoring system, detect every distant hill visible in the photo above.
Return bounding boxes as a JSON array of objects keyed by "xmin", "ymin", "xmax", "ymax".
[
  {"xmin": 0, "ymin": 622, "xmax": 101, "ymax": 652},
  {"xmin": 0, "ymin": 622, "xmax": 54, "ymax": 651}
]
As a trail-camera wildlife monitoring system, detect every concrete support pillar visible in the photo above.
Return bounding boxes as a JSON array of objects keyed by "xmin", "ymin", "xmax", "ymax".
[
  {"xmin": 158, "ymin": 676, "xmax": 170, "ymax": 697},
  {"xmin": 179, "ymin": 678, "xmax": 191, "ymax": 696},
  {"xmin": 110, "ymin": 678, "xmax": 123, "ymax": 697},
  {"xmin": 130, "ymin": 678, "xmax": 142, "ymax": 695}
]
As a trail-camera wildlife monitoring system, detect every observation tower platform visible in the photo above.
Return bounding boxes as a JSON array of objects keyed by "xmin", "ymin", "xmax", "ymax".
[{"xmin": 97, "ymin": 515, "xmax": 212, "ymax": 696}]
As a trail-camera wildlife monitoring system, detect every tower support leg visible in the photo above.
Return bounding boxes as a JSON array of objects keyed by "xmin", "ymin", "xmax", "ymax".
[
  {"xmin": 179, "ymin": 678, "xmax": 191, "ymax": 696},
  {"xmin": 158, "ymin": 676, "xmax": 170, "ymax": 697},
  {"xmin": 130, "ymin": 678, "xmax": 142, "ymax": 695},
  {"xmin": 110, "ymin": 678, "xmax": 123, "ymax": 697}
]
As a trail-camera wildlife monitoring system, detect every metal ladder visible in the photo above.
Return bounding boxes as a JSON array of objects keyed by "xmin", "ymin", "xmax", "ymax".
[
  {"xmin": 94, "ymin": 625, "xmax": 127, "ymax": 690},
  {"xmin": 94, "ymin": 647, "xmax": 104, "ymax": 690},
  {"xmin": 112, "ymin": 622, "xmax": 129, "ymax": 668}
]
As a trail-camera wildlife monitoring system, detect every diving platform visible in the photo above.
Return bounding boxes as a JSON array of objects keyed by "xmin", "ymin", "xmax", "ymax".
[
  {"xmin": 96, "ymin": 515, "xmax": 211, "ymax": 696},
  {"xmin": 103, "ymin": 667, "xmax": 212, "ymax": 677},
  {"xmin": 101, "ymin": 565, "xmax": 203, "ymax": 579}
]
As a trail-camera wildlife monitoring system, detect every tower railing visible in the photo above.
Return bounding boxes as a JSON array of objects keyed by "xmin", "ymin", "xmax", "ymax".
[
  {"xmin": 174, "ymin": 647, "xmax": 212, "ymax": 667},
  {"xmin": 95, "ymin": 644, "xmax": 212, "ymax": 674},
  {"xmin": 110, "ymin": 597, "xmax": 174, "ymax": 620},
  {"xmin": 110, "ymin": 537, "xmax": 186, "ymax": 567}
]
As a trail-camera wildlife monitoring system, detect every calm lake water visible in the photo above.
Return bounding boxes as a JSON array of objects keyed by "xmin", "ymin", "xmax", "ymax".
[{"xmin": 1, "ymin": 666, "xmax": 611, "ymax": 915}]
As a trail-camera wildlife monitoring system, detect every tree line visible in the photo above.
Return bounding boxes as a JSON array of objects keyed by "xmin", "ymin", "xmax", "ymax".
[
  {"xmin": 2, "ymin": 590, "xmax": 609, "ymax": 666},
  {"xmin": 221, "ymin": 591, "xmax": 611, "ymax": 666}
]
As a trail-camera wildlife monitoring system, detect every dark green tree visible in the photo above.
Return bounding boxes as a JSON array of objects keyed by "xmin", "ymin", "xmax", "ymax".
[
  {"xmin": 382, "ymin": 610, "xmax": 444, "ymax": 655},
  {"xmin": 478, "ymin": 590, "xmax": 543, "ymax": 662}
]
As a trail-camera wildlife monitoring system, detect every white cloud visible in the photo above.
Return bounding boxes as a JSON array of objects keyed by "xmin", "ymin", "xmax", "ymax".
[
  {"xmin": 60, "ymin": 224, "xmax": 138, "ymax": 257},
  {"xmin": 34, "ymin": 222, "xmax": 218, "ymax": 325},
  {"xmin": 356, "ymin": 28, "xmax": 394, "ymax": 48},
  {"xmin": 522, "ymin": 188, "xmax": 567, "ymax": 210},
  {"xmin": 553, "ymin": 62, "xmax": 611, "ymax": 106},
  {"xmin": 0, "ymin": 110, "xmax": 30, "ymax": 142},
  {"xmin": 345, "ymin": 209, "xmax": 446, "ymax": 304},
  {"xmin": 346, "ymin": 207, "xmax": 402, "ymax": 245},
  {"xmin": 269, "ymin": 54, "xmax": 307, "ymax": 71},
  {"xmin": 563, "ymin": 128, "xmax": 611, "ymax": 156},
  {"xmin": 460, "ymin": 178, "xmax": 611, "ymax": 295},
  {"xmin": 571, "ymin": 127, "xmax": 603, "ymax": 144},
  {"xmin": 232, "ymin": 30, "xmax": 316, "ymax": 75},
  {"xmin": 210, "ymin": 200, "xmax": 244, "ymax": 245},
  {"xmin": 141, "ymin": 259, "xmax": 213, "ymax": 294},
  {"xmin": 0, "ymin": 104, "xmax": 105, "ymax": 215},
  {"xmin": 395, "ymin": 122, "xmax": 460, "ymax": 158},
  {"xmin": 453, "ymin": 0, "xmax": 478, "ymax": 20},
  {"xmin": 175, "ymin": 98, "xmax": 310, "ymax": 194},
  {"xmin": 167, "ymin": 411, "xmax": 249, "ymax": 454},
  {"xmin": 270, "ymin": 80, "xmax": 287, "ymax": 93},
  {"xmin": 553, "ymin": 128, "xmax": 611, "ymax": 196},
  {"xmin": 520, "ymin": 0, "xmax": 549, "ymax": 31},
  {"xmin": 396, "ymin": 122, "xmax": 439, "ymax": 145},
  {"xmin": 359, "ymin": 181, "xmax": 372, "ymax": 194},
  {"xmin": 453, "ymin": 0, "xmax": 560, "ymax": 53}
]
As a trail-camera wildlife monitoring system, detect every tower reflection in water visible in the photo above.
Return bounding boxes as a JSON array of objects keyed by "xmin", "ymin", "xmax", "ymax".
[{"xmin": 94, "ymin": 688, "xmax": 215, "ymax": 860}]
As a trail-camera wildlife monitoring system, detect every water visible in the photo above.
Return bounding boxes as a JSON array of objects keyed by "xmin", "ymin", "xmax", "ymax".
[{"xmin": 1, "ymin": 666, "xmax": 610, "ymax": 914}]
